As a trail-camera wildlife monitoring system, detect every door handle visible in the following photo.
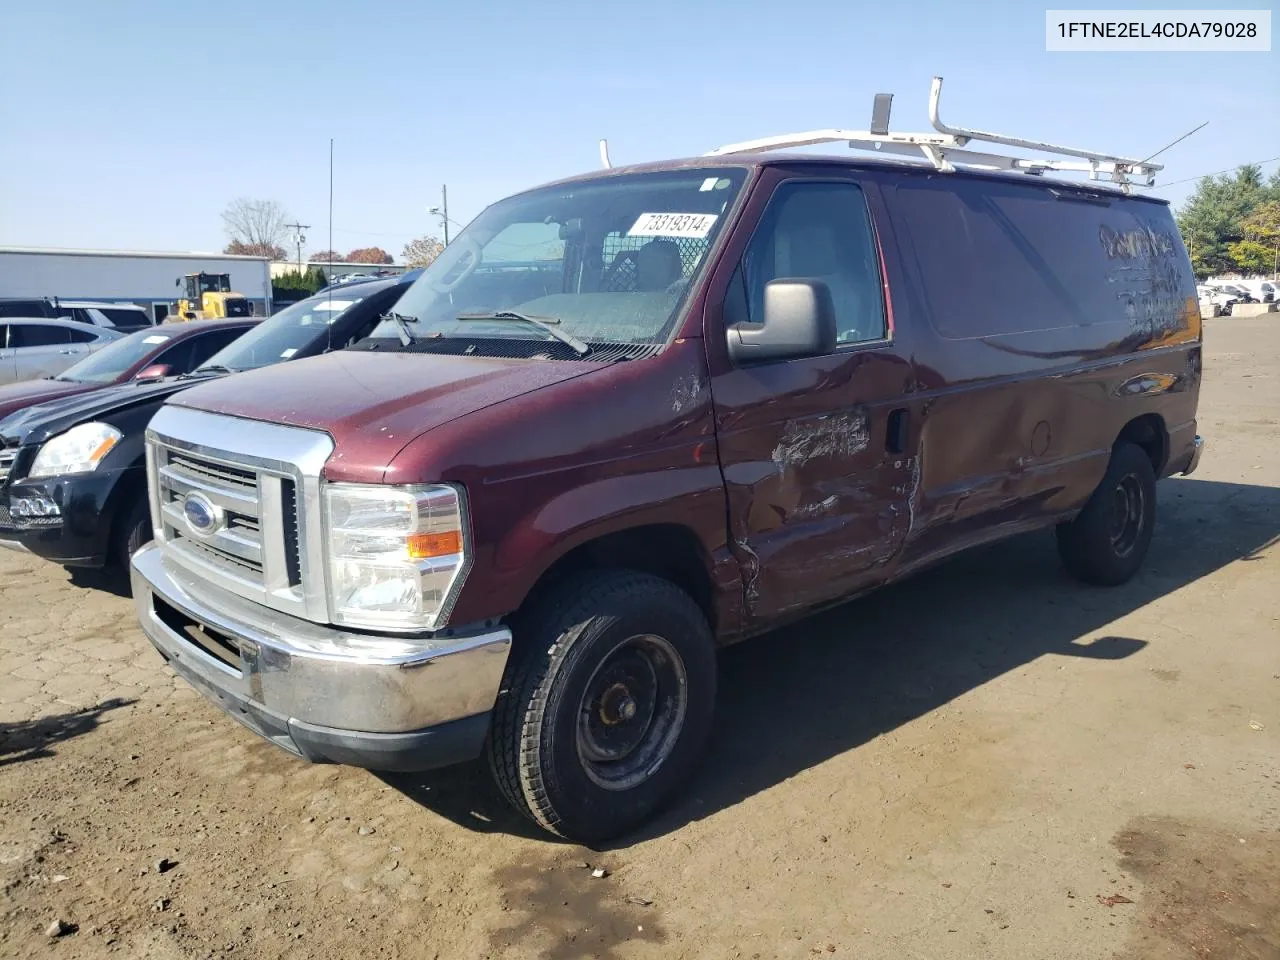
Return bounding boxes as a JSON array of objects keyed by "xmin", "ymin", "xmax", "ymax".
[
  {"xmin": 58, "ymin": 349, "xmax": 77, "ymax": 355},
  {"xmin": 886, "ymin": 407, "xmax": 910, "ymax": 454}
]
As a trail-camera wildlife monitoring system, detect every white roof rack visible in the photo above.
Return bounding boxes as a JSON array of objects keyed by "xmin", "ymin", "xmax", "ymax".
[{"xmin": 701, "ymin": 77, "xmax": 1160, "ymax": 192}]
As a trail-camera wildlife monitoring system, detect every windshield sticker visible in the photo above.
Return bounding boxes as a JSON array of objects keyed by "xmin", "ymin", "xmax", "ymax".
[
  {"xmin": 699, "ymin": 177, "xmax": 719, "ymax": 192},
  {"xmin": 314, "ymin": 300, "xmax": 355, "ymax": 311},
  {"xmin": 627, "ymin": 212, "xmax": 718, "ymax": 239},
  {"xmin": 142, "ymin": 335, "xmax": 170, "ymax": 344},
  {"xmin": 280, "ymin": 348, "xmax": 298, "ymax": 358}
]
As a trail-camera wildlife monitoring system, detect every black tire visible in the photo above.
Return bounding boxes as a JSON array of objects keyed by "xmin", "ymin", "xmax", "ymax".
[
  {"xmin": 487, "ymin": 570, "xmax": 716, "ymax": 843},
  {"xmin": 1056, "ymin": 443, "xmax": 1156, "ymax": 586},
  {"xmin": 115, "ymin": 494, "xmax": 152, "ymax": 568}
]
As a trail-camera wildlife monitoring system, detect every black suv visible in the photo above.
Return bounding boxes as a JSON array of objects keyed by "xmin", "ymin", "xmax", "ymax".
[{"xmin": 0, "ymin": 278, "xmax": 410, "ymax": 570}]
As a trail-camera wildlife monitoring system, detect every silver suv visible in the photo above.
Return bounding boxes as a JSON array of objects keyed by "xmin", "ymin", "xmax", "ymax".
[{"xmin": 0, "ymin": 318, "xmax": 122, "ymax": 385}]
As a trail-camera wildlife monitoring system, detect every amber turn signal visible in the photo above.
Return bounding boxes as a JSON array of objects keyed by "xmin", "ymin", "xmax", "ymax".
[{"xmin": 407, "ymin": 530, "xmax": 462, "ymax": 559}]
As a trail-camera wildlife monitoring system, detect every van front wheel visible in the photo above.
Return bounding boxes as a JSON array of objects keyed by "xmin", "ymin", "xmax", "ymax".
[
  {"xmin": 1056, "ymin": 443, "xmax": 1156, "ymax": 586},
  {"xmin": 487, "ymin": 571, "xmax": 716, "ymax": 843}
]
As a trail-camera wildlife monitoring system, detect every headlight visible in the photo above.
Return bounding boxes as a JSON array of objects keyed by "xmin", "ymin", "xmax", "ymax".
[
  {"xmin": 29, "ymin": 422, "xmax": 122, "ymax": 478},
  {"xmin": 323, "ymin": 483, "xmax": 468, "ymax": 631}
]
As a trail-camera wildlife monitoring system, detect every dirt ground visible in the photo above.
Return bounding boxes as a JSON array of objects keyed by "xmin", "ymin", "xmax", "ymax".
[{"xmin": 2, "ymin": 315, "xmax": 1277, "ymax": 960}]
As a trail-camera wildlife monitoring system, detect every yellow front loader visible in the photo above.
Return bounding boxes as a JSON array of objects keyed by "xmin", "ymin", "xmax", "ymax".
[{"xmin": 173, "ymin": 273, "xmax": 252, "ymax": 321}]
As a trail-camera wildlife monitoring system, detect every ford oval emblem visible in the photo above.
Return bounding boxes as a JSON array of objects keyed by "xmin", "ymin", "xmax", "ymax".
[{"xmin": 182, "ymin": 492, "xmax": 223, "ymax": 537}]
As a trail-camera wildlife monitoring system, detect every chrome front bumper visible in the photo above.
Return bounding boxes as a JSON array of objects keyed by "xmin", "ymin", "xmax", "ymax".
[{"xmin": 130, "ymin": 542, "xmax": 512, "ymax": 771}]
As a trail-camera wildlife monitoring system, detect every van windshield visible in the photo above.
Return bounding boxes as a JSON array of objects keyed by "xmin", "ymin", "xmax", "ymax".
[
  {"xmin": 372, "ymin": 168, "xmax": 746, "ymax": 347},
  {"xmin": 196, "ymin": 295, "xmax": 363, "ymax": 372}
]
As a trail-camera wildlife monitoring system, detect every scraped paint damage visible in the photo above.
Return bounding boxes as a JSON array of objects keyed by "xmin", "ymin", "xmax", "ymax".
[
  {"xmin": 772, "ymin": 411, "xmax": 870, "ymax": 469},
  {"xmin": 670, "ymin": 375, "xmax": 704, "ymax": 415},
  {"xmin": 734, "ymin": 539, "xmax": 762, "ymax": 606},
  {"xmin": 790, "ymin": 494, "xmax": 839, "ymax": 521}
]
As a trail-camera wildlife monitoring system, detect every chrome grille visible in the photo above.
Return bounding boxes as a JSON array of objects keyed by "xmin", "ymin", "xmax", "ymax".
[
  {"xmin": 156, "ymin": 448, "xmax": 265, "ymax": 584},
  {"xmin": 168, "ymin": 453, "xmax": 256, "ymax": 490},
  {"xmin": 0, "ymin": 447, "xmax": 16, "ymax": 484},
  {"xmin": 145, "ymin": 405, "xmax": 334, "ymax": 624}
]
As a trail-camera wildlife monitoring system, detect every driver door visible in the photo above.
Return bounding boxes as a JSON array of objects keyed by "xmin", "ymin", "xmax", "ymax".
[{"xmin": 707, "ymin": 174, "xmax": 917, "ymax": 625}]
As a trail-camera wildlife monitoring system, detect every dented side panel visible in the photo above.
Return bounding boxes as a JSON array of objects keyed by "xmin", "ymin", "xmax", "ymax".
[
  {"xmin": 711, "ymin": 350, "xmax": 916, "ymax": 621},
  {"xmin": 696, "ymin": 167, "xmax": 922, "ymax": 627}
]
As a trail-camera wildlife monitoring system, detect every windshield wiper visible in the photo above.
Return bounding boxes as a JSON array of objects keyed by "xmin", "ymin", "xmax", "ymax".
[
  {"xmin": 383, "ymin": 311, "xmax": 421, "ymax": 347},
  {"xmin": 185, "ymin": 364, "xmax": 236, "ymax": 378},
  {"xmin": 455, "ymin": 311, "xmax": 590, "ymax": 355}
]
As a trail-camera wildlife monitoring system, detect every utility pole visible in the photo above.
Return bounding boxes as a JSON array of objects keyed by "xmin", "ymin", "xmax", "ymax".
[
  {"xmin": 429, "ymin": 185, "xmax": 449, "ymax": 246},
  {"xmin": 285, "ymin": 221, "xmax": 310, "ymax": 273}
]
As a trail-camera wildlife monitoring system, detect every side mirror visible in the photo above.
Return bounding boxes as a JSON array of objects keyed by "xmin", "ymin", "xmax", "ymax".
[
  {"xmin": 135, "ymin": 363, "xmax": 172, "ymax": 381},
  {"xmin": 727, "ymin": 279, "xmax": 837, "ymax": 363}
]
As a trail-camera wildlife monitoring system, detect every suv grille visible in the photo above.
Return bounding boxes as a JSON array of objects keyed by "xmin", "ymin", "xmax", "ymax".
[{"xmin": 0, "ymin": 447, "xmax": 16, "ymax": 484}]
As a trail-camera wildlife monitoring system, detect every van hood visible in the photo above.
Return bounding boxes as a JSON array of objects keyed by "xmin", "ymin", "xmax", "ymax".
[
  {"xmin": 0, "ymin": 376, "xmax": 217, "ymax": 447},
  {"xmin": 169, "ymin": 350, "xmax": 605, "ymax": 482}
]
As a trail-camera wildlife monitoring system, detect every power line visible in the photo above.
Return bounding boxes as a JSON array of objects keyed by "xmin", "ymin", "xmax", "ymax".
[{"xmin": 1152, "ymin": 155, "xmax": 1280, "ymax": 190}]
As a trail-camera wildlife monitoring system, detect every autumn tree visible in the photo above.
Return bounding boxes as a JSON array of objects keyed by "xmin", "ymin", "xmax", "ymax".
[
  {"xmin": 224, "ymin": 239, "xmax": 287, "ymax": 260},
  {"xmin": 221, "ymin": 198, "xmax": 292, "ymax": 257},
  {"xmin": 308, "ymin": 249, "xmax": 344, "ymax": 263},
  {"xmin": 345, "ymin": 246, "xmax": 394, "ymax": 264},
  {"xmin": 1231, "ymin": 200, "xmax": 1280, "ymax": 275},
  {"xmin": 402, "ymin": 235, "xmax": 445, "ymax": 267},
  {"xmin": 1176, "ymin": 165, "xmax": 1280, "ymax": 277}
]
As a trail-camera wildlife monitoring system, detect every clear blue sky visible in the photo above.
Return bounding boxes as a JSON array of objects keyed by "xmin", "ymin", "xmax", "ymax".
[{"xmin": 1, "ymin": 0, "xmax": 1276, "ymax": 260}]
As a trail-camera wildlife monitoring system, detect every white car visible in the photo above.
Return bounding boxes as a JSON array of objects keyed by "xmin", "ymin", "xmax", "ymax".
[
  {"xmin": 1197, "ymin": 285, "xmax": 1232, "ymax": 316},
  {"xmin": 1210, "ymin": 282, "xmax": 1256, "ymax": 300},
  {"xmin": 1234, "ymin": 279, "xmax": 1276, "ymax": 304},
  {"xmin": 0, "ymin": 318, "xmax": 123, "ymax": 385},
  {"xmin": 55, "ymin": 300, "xmax": 155, "ymax": 332}
]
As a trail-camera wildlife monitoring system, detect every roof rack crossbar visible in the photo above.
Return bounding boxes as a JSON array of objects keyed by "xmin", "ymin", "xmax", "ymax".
[{"xmin": 703, "ymin": 77, "xmax": 1160, "ymax": 191}]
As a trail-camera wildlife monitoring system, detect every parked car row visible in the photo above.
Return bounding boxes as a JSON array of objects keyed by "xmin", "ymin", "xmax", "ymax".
[
  {"xmin": 0, "ymin": 297, "xmax": 156, "ymax": 332},
  {"xmin": 3, "ymin": 149, "xmax": 1205, "ymax": 844},
  {"xmin": 0, "ymin": 275, "xmax": 412, "ymax": 569}
]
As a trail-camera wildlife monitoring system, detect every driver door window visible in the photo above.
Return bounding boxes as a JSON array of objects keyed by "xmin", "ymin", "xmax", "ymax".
[{"xmin": 743, "ymin": 181, "xmax": 886, "ymax": 345}]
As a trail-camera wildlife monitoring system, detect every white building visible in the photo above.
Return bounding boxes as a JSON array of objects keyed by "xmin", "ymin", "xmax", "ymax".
[
  {"xmin": 270, "ymin": 260, "xmax": 408, "ymax": 281},
  {"xmin": 0, "ymin": 246, "xmax": 273, "ymax": 322}
]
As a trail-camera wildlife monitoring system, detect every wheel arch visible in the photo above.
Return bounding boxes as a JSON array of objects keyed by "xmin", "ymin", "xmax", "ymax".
[
  {"xmin": 518, "ymin": 523, "xmax": 719, "ymax": 636},
  {"xmin": 1115, "ymin": 413, "xmax": 1169, "ymax": 476}
]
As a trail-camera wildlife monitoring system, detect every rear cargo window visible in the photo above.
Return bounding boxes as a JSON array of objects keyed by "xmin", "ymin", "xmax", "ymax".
[{"xmin": 894, "ymin": 179, "xmax": 1193, "ymax": 341}]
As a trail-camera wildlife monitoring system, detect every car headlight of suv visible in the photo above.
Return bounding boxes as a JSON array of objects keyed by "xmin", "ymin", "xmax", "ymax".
[
  {"xmin": 323, "ymin": 483, "xmax": 468, "ymax": 632},
  {"xmin": 29, "ymin": 422, "xmax": 122, "ymax": 478}
]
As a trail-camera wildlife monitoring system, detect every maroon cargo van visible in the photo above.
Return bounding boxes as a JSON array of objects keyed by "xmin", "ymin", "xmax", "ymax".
[{"xmin": 130, "ymin": 151, "xmax": 1203, "ymax": 841}]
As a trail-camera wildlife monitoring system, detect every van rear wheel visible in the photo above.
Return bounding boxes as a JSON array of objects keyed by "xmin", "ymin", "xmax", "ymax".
[
  {"xmin": 1056, "ymin": 442, "xmax": 1156, "ymax": 586},
  {"xmin": 487, "ymin": 570, "xmax": 716, "ymax": 843}
]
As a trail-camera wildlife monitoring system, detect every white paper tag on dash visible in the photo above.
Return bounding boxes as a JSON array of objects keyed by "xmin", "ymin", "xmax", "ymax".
[
  {"xmin": 627, "ymin": 212, "xmax": 718, "ymax": 239},
  {"xmin": 142, "ymin": 335, "xmax": 170, "ymax": 344},
  {"xmin": 280, "ymin": 347, "xmax": 298, "ymax": 358}
]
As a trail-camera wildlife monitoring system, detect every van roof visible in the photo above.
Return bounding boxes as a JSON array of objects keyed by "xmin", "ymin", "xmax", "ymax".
[{"xmin": 528, "ymin": 153, "xmax": 1172, "ymax": 207}]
